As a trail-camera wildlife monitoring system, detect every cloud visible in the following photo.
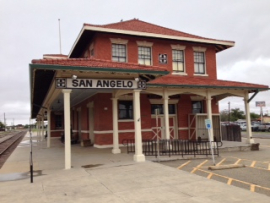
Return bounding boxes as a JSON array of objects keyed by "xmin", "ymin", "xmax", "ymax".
[{"xmin": 0, "ymin": 0, "xmax": 270, "ymax": 124}]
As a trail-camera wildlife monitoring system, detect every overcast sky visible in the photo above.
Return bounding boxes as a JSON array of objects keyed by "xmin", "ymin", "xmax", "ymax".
[{"xmin": 1, "ymin": 0, "xmax": 270, "ymax": 125}]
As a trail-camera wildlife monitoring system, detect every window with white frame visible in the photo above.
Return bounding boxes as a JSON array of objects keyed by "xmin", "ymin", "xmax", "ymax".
[
  {"xmin": 172, "ymin": 50, "xmax": 184, "ymax": 72},
  {"xmin": 112, "ymin": 44, "xmax": 126, "ymax": 62},
  {"xmin": 192, "ymin": 101, "xmax": 203, "ymax": 114},
  {"xmin": 151, "ymin": 104, "xmax": 176, "ymax": 115},
  {"xmin": 194, "ymin": 51, "xmax": 205, "ymax": 74},
  {"xmin": 138, "ymin": 46, "xmax": 151, "ymax": 65},
  {"xmin": 118, "ymin": 101, "xmax": 133, "ymax": 119}
]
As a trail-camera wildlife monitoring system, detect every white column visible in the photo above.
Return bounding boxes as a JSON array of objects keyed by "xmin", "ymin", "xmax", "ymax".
[
  {"xmin": 244, "ymin": 92, "xmax": 255, "ymax": 144},
  {"xmin": 41, "ymin": 116, "xmax": 44, "ymax": 141},
  {"xmin": 47, "ymin": 109, "xmax": 51, "ymax": 148},
  {"xmin": 112, "ymin": 97, "xmax": 121, "ymax": 154},
  {"xmin": 163, "ymin": 90, "xmax": 170, "ymax": 139},
  {"xmin": 37, "ymin": 120, "xmax": 40, "ymax": 142},
  {"xmin": 133, "ymin": 90, "xmax": 145, "ymax": 162},
  {"xmin": 206, "ymin": 91, "xmax": 214, "ymax": 142},
  {"xmin": 63, "ymin": 89, "xmax": 72, "ymax": 169}
]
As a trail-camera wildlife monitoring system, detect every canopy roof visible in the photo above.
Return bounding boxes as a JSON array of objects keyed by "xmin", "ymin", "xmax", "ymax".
[{"xmin": 148, "ymin": 74, "xmax": 269, "ymax": 91}]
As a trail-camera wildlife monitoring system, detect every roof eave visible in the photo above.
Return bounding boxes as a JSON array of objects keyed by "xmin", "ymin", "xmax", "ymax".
[
  {"xmin": 29, "ymin": 63, "xmax": 169, "ymax": 75},
  {"xmin": 147, "ymin": 83, "xmax": 269, "ymax": 92},
  {"xmin": 69, "ymin": 25, "xmax": 235, "ymax": 57}
]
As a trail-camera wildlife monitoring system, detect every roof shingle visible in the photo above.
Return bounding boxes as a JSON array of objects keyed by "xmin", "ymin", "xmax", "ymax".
[
  {"xmin": 148, "ymin": 74, "xmax": 269, "ymax": 90},
  {"xmin": 31, "ymin": 58, "xmax": 168, "ymax": 72},
  {"xmin": 84, "ymin": 19, "xmax": 234, "ymax": 45}
]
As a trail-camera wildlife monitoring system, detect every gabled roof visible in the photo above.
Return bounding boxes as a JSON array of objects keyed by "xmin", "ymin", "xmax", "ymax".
[
  {"xmin": 31, "ymin": 58, "xmax": 168, "ymax": 74},
  {"xmin": 69, "ymin": 19, "xmax": 235, "ymax": 57},
  {"xmin": 147, "ymin": 74, "xmax": 269, "ymax": 92}
]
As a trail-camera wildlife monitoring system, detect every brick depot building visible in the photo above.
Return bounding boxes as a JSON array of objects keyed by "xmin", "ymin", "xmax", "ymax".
[{"xmin": 30, "ymin": 19, "xmax": 269, "ymax": 169}]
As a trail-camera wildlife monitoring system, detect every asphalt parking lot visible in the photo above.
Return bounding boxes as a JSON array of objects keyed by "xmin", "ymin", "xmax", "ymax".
[{"xmin": 159, "ymin": 133, "xmax": 270, "ymax": 197}]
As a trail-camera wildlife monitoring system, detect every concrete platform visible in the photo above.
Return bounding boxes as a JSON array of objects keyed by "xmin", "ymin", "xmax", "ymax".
[{"xmin": 0, "ymin": 132, "xmax": 269, "ymax": 203}]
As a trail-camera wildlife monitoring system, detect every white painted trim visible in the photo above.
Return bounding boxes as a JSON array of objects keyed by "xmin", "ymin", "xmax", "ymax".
[
  {"xmin": 193, "ymin": 73, "xmax": 209, "ymax": 77},
  {"xmin": 190, "ymin": 96, "xmax": 205, "ymax": 101},
  {"xmin": 118, "ymin": 95, "xmax": 133, "ymax": 100},
  {"xmin": 178, "ymin": 127, "xmax": 189, "ymax": 130},
  {"xmin": 118, "ymin": 119, "xmax": 134, "ymax": 122},
  {"xmin": 136, "ymin": 41, "xmax": 153, "ymax": 47},
  {"xmin": 94, "ymin": 144, "xmax": 125, "ymax": 148},
  {"xmin": 51, "ymin": 129, "xmax": 64, "ymax": 132},
  {"xmin": 110, "ymin": 38, "xmax": 128, "ymax": 44},
  {"xmin": 193, "ymin": 46, "xmax": 207, "ymax": 52},
  {"xmin": 149, "ymin": 99, "xmax": 179, "ymax": 104},
  {"xmin": 93, "ymin": 128, "xmax": 152, "ymax": 134},
  {"xmin": 171, "ymin": 44, "xmax": 186, "ymax": 50},
  {"xmin": 172, "ymin": 72, "xmax": 187, "ymax": 76},
  {"xmin": 151, "ymin": 115, "xmax": 177, "ymax": 118}
]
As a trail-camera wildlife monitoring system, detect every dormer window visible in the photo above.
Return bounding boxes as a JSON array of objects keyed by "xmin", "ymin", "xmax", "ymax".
[{"xmin": 112, "ymin": 44, "xmax": 126, "ymax": 62}]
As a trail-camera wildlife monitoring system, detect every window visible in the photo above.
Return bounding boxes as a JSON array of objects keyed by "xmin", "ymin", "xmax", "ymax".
[
  {"xmin": 192, "ymin": 101, "xmax": 203, "ymax": 114},
  {"xmin": 194, "ymin": 52, "xmax": 205, "ymax": 74},
  {"xmin": 119, "ymin": 101, "xmax": 133, "ymax": 119},
  {"xmin": 112, "ymin": 44, "xmax": 126, "ymax": 62},
  {"xmin": 172, "ymin": 50, "xmax": 184, "ymax": 72},
  {"xmin": 55, "ymin": 115, "xmax": 63, "ymax": 128},
  {"xmin": 138, "ymin": 46, "xmax": 151, "ymax": 65},
  {"xmin": 151, "ymin": 104, "xmax": 176, "ymax": 115}
]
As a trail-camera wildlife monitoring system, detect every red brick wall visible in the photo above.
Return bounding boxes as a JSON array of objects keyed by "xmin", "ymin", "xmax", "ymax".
[
  {"xmin": 92, "ymin": 33, "xmax": 217, "ymax": 79},
  {"xmin": 49, "ymin": 92, "xmax": 220, "ymax": 145}
]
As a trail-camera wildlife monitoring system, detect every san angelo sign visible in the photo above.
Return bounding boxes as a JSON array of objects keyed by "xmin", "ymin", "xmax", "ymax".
[{"xmin": 55, "ymin": 78, "xmax": 147, "ymax": 90}]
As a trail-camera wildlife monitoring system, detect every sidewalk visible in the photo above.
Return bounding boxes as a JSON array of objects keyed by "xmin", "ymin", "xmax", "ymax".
[{"xmin": 0, "ymin": 132, "xmax": 269, "ymax": 203}]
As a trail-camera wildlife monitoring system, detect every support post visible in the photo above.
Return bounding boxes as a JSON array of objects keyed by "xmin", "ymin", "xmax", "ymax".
[
  {"xmin": 41, "ymin": 116, "xmax": 44, "ymax": 141},
  {"xmin": 47, "ymin": 109, "xmax": 51, "ymax": 148},
  {"xmin": 244, "ymin": 92, "xmax": 255, "ymax": 144},
  {"xmin": 133, "ymin": 90, "xmax": 145, "ymax": 162},
  {"xmin": 63, "ymin": 89, "xmax": 72, "ymax": 169},
  {"xmin": 111, "ymin": 97, "xmax": 121, "ymax": 154},
  {"xmin": 163, "ymin": 90, "xmax": 170, "ymax": 139},
  {"xmin": 206, "ymin": 91, "xmax": 214, "ymax": 142}
]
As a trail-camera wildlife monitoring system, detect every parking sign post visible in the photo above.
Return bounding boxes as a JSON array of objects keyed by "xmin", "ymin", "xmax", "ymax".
[{"xmin": 205, "ymin": 119, "xmax": 216, "ymax": 165}]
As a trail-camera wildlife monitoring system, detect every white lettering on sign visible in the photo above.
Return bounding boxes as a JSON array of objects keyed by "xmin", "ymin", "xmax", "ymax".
[{"xmin": 56, "ymin": 78, "xmax": 146, "ymax": 90}]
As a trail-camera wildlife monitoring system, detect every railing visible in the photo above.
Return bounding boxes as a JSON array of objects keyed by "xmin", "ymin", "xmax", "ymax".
[{"xmin": 122, "ymin": 139, "xmax": 220, "ymax": 157}]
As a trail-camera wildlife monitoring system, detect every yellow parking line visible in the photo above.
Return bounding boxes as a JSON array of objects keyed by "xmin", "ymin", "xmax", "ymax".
[
  {"xmin": 227, "ymin": 178, "xmax": 233, "ymax": 185},
  {"xmin": 216, "ymin": 158, "xmax": 226, "ymax": 166},
  {"xmin": 197, "ymin": 168, "xmax": 270, "ymax": 193},
  {"xmin": 177, "ymin": 160, "xmax": 191, "ymax": 170},
  {"xmin": 234, "ymin": 159, "xmax": 241, "ymax": 165},
  {"xmin": 250, "ymin": 161, "xmax": 256, "ymax": 167},
  {"xmin": 190, "ymin": 160, "xmax": 208, "ymax": 174},
  {"xmin": 250, "ymin": 185, "xmax": 256, "ymax": 192},
  {"xmin": 207, "ymin": 173, "xmax": 213, "ymax": 179}
]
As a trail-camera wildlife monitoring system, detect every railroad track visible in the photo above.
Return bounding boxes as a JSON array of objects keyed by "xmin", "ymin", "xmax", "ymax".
[{"xmin": 0, "ymin": 131, "xmax": 27, "ymax": 168}]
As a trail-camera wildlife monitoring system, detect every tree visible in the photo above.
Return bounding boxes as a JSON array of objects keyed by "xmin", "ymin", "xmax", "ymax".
[
  {"xmin": 250, "ymin": 112, "xmax": 260, "ymax": 120},
  {"xmin": 230, "ymin": 108, "xmax": 245, "ymax": 121},
  {"xmin": 220, "ymin": 110, "xmax": 229, "ymax": 122},
  {"xmin": 0, "ymin": 121, "xmax": 5, "ymax": 128}
]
